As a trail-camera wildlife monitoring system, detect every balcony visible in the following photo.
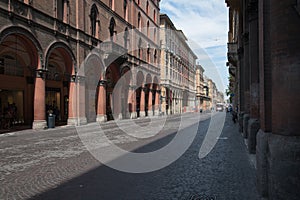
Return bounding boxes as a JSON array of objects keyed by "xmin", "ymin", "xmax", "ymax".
[
  {"xmin": 101, "ymin": 41, "xmax": 128, "ymax": 66},
  {"xmin": 227, "ymin": 42, "xmax": 238, "ymax": 65}
]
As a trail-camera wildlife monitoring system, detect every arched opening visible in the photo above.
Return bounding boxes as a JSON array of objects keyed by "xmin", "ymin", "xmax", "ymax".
[
  {"xmin": 0, "ymin": 33, "xmax": 39, "ymax": 130},
  {"xmin": 45, "ymin": 46, "xmax": 73, "ymax": 126},
  {"xmin": 105, "ymin": 63, "xmax": 121, "ymax": 121},
  {"xmin": 84, "ymin": 54, "xmax": 102, "ymax": 123}
]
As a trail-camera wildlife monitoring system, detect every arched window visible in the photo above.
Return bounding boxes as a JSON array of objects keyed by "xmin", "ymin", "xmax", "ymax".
[
  {"xmin": 138, "ymin": 38, "xmax": 142, "ymax": 58},
  {"xmin": 57, "ymin": 0, "xmax": 69, "ymax": 23},
  {"xmin": 124, "ymin": 27, "xmax": 129, "ymax": 48},
  {"xmin": 154, "ymin": 28, "xmax": 156, "ymax": 42},
  {"xmin": 147, "ymin": 44, "xmax": 150, "ymax": 62},
  {"xmin": 146, "ymin": 1, "xmax": 149, "ymax": 15},
  {"xmin": 90, "ymin": 4, "xmax": 99, "ymax": 37},
  {"xmin": 138, "ymin": 12, "xmax": 141, "ymax": 30},
  {"xmin": 109, "ymin": 17, "xmax": 116, "ymax": 38},
  {"xmin": 154, "ymin": 49, "xmax": 157, "ymax": 64},
  {"xmin": 124, "ymin": 0, "xmax": 128, "ymax": 20},
  {"xmin": 147, "ymin": 21, "xmax": 150, "ymax": 37},
  {"xmin": 153, "ymin": 10, "xmax": 156, "ymax": 23},
  {"xmin": 109, "ymin": 0, "xmax": 115, "ymax": 10}
]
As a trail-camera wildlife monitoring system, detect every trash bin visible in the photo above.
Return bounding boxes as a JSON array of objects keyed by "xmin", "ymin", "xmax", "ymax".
[{"xmin": 48, "ymin": 114, "xmax": 55, "ymax": 128}]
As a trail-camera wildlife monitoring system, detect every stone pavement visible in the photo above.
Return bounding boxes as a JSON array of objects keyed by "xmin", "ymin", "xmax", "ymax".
[{"xmin": 0, "ymin": 112, "xmax": 260, "ymax": 200}]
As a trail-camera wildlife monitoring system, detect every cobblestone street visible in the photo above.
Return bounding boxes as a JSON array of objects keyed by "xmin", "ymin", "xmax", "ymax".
[{"xmin": 0, "ymin": 113, "xmax": 259, "ymax": 200}]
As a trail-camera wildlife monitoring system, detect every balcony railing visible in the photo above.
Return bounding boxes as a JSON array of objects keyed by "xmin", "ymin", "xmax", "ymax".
[
  {"xmin": 101, "ymin": 41, "xmax": 128, "ymax": 66},
  {"xmin": 228, "ymin": 42, "xmax": 238, "ymax": 54}
]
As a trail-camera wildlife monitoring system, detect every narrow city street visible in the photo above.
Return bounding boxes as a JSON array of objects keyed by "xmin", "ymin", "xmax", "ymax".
[{"xmin": 0, "ymin": 112, "xmax": 259, "ymax": 200}]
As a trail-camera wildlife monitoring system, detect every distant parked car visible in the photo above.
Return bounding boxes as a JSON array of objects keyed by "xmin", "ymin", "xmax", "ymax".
[{"xmin": 216, "ymin": 103, "xmax": 224, "ymax": 112}]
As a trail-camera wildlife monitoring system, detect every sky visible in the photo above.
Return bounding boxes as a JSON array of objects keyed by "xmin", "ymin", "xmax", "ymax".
[{"xmin": 160, "ymin": 0, "xmax": 229, "ymax": 96}]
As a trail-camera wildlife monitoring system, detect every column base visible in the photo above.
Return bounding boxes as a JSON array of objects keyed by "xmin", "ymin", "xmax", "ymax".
[
  {"xmin": 148, "ymin": 110, "xmax": 155, "ymax": 117},
  {"xmin": 242, "ymin": 114, "xmax": 250, "ymax": 138},
  {"xmin": 247, "ymin": 118, "xmax": 260, "ymax": 154},
  {"xmin": 267, "ymin": 133, "xmax": 300, "ymax": 200},
  {"xmin": 67, "ymin": 117, "xmax": 87, "ymax": 126},
  {"xmin": 96, "ymin": 115, "xmax": 107, "ymax": 123},
  {"xmin": 238, "ymin": 112, "xmax": 245, "ymax": 133},
  {"xmin": 115, "ymin": 113, "xmax": 122, "ymax": 120},
  {"xmin": 139, "ymin": 111, "xmax": 146, "ymax": 117},
  {"xmin": 32, "ymin": 120, "xmax": 47, "ymax": 130},
  {"xmin": 256, "ymin": 130, "xmax": 269, "ymax": 198},
  {"xmin": 130, "ymin": 112, "xmax": 137, "ymax": 119}
]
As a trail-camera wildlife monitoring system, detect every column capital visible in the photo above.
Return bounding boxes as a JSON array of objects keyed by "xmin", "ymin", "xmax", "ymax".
[
  {"xmin": 129, "ymin": 85, "xmax": 136, "ymax": 90},
  {"xmin": 70, "ymin": 74, "xmax": 77, "ymax": 82},
  {"xmin": 98, "ymin": 80, "xmax": 107, "ymax": 86},
  {"xmin": 35, "ymin": 69, "xmax": 47, "ymax": 79},
  {"xmin": 77, "ymin": 75, "xmax": 86, "ymax": 82}
]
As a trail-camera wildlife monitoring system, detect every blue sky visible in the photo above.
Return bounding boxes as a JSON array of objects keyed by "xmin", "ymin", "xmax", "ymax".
[{"xmin": 160, "ymin": 0, "xmax": 229, "ymax": 96}]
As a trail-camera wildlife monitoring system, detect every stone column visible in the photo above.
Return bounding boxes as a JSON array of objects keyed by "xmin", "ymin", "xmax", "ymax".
[
  {"xmin": 32, "ymin": 69, "xmax": 47, "ymax": 129},
  {"xmin": 148, "ymin": 85, "xmax": 154, "ymax": 117},
  {"xmin": 263, "ymin": 0, "xmax": 300, "ymax": 199},
  {"xmin": 161, "ymin": 87, "xmax": 166, "ymax": 115},
  {"xmin": 241, "ymin": 0, "xmax": 251, "ymax": 138},
  {"xmin": 96, "ymin": 80, "xmax": 107, "ymax": 122},
  {"xmin": 139, "ymin": 86, "xmax": 146, "ymax": 117},
  {"xmin": 256, "ymin": 0, "xmax": 271, "ymax": 197},
  {"xmin": 113, "ymin": 85, "xmax": 122, "ymax": 120},
  {"xmin": 247, "ymin": 0, "xmax": 260, "ymax": 154},
  {"xmin": 154, "ymin": 89, "xmax": 160, "ymax": 116},
  {"xmin": 74, "ymin": 75, "xmax": 87, "ymax": 125},
  {"xmin": 128, "ymin": 85, "xmax": 137, "ymax": 119},
  {"xmin": 67, "ymin": 75, "xmax": 77, "ymax": 125}
]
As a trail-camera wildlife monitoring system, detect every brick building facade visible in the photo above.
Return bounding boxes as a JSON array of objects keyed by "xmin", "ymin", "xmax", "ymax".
[{"xmin": 0, "ymin": 0, "xmax": 162, "ymax": 128}]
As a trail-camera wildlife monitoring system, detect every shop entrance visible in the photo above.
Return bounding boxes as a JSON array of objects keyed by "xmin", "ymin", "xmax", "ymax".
[
  {"xmin": 46, "ymin": 88, "xmax": 61, "ymax": 122},
  {"xmin": 0, "ymin": 89, "xmax": 24, "ymax": 129}
]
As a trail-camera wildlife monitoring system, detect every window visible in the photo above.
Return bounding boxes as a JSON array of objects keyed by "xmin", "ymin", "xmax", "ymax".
[
  {"xmin": 153, "ymin": 10, "xmax": 156, "ymax": 23},
  {"xmin": 146, "ymin": 1, "xmax": 149, "ymax": 15},
  {"xmin": 154, "ymin": 49, "xmax": 157, "ymax": 64},
  {"xmin": 154, "ymin": 28, "xmax": 156, "ymax": 42},
  {"xmin": 138, "ymin": 38, "xmax": 142, "ymax": 58},
  {"xmin": 109, "ymin": 17, "xmax": 116, "ymax": 38},
  {"xmin": 109, "ymin": 0, "xmax": 115, "ymax": 11},
  {"xmin": 138, "ymin": 12, "xmax": 141, "ymax": 30},
  {"xmin": 124, "ymin": 27, "xmax": 129, "ymax": 48},
  {"xmin": 57, "ymin": 0, "xmax": 69, "ymax": 23},
  {"xmin": 90, "ymin": 4, "xmax": 99, "ymax": 37},
  {"xmin": 147, "ymin": 21, "xmax": 150, "ymax": 37},
  {"xmin": 147, "ymin": 44, "xmax": 150, "ymax": 62},
  {"xmin": 124, "ymin": 0, "xmax": 128, "ymax": 20}
]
